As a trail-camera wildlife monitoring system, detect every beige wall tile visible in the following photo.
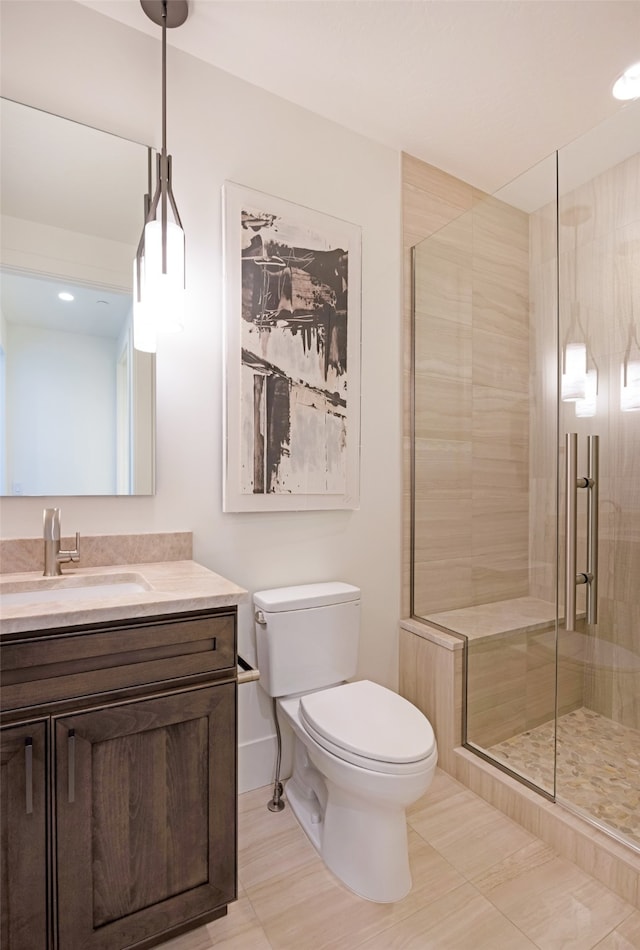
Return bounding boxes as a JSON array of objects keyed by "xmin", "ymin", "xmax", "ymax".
[
  {"xmin": 472, "ymin": 276, "xmax": 529, "ymax": 342},
  {"xmin": 414, "ymin": 374, "xmax": 473, "ymax": 442},
  {"xmin": 473, "ymin": 327, "xmax": 530, "ymax": 393},
  {"xmin": 399, "ymin": 627, "xmax": 463, "ymax": 773},
  {"xmin": 414, "ymin": 438, "xmax": 473, "ymax": 494},
  {"xmin": 415, "ymin": 314, "xmax": 472, "ymax": 379},
  {"xmin": 414, "ymin": 493, "xmax": 472, "ymax": 561},
  {"xmin": 412, "ymin": 558, "xmax": 473, "ymax": 615},
  {"xmin": 471, "ymin": 560, "xmax": 529, "ymax": 605}
]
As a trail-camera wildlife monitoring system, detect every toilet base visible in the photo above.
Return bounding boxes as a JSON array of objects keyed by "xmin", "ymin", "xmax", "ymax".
[{"xmin": 284, "ymin": 751, "xmax": 413, "ymax": 903}]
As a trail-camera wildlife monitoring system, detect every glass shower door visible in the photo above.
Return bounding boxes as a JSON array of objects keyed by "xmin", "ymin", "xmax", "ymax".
[{"xmin": 555, "ymin": 100, "xmax": 640, "ymax": 848}]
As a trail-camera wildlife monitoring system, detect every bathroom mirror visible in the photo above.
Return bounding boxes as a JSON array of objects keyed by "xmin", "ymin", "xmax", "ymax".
[{"xmin": 0, "ymin": 97, "xmax": 155, "ymax": 495}]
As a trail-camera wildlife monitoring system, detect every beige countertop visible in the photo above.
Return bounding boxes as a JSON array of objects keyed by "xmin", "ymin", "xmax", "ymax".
[{"xmin": 0, "ymin": 560, "xmax": 248, "ymax": 635}]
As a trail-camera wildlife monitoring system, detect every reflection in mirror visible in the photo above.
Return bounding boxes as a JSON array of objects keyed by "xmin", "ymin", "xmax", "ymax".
[{"xmin": 0, "ymin": 97, "xmax": 155, "ymax": 496}]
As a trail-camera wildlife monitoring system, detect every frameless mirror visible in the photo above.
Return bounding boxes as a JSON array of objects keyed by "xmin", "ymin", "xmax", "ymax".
[{"xmin": 0, "ymin": 97, "xmax": 155, "ymax": 495}]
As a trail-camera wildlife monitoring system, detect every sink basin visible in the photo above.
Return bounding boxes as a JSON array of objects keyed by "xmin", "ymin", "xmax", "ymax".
[{"xmin": 0, "ymin": 573, "xmax": 150, "ymax": 608}]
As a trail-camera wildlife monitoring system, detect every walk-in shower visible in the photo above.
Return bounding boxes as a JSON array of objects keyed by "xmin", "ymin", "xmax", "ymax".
[{"xmin": 411, "ymin": 99, "xmax": 640, "ymax": 852}]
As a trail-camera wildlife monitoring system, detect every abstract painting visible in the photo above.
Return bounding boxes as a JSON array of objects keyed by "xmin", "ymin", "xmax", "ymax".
[{"xmin": 222, "ymin": 183, "xmax": 361, "ymax": 511}]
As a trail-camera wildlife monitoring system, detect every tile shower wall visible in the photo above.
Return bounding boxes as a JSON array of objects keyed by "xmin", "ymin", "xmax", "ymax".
[{"xmin": 403, "ymin": 154, "xmax": 530, "ymax": 618}]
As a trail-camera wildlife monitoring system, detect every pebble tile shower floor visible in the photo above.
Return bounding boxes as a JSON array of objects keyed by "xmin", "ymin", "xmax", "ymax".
[{"xmin": 489, "ymin": 707, "xmax": 640, "ymax": 849}]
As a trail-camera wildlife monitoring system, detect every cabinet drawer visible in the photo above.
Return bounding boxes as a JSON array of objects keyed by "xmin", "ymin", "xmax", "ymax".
[{"xmin": 1, "ymin": 612, "xmax": 236, "ymax": 712}]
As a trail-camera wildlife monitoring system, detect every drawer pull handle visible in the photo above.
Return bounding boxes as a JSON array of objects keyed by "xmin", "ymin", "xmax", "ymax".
[
  {"xmin": 25, "ymin": 738, "xmax": 33, "ymax": 815},
  {"xmin": 68, "ymin": 730, "xmax": 75, "ymax": 804}
]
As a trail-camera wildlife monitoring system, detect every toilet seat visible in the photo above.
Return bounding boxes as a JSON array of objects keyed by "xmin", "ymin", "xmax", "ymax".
[{"xmin": 298, "ymin": 680, "xmax": 436, "ymax": 776}]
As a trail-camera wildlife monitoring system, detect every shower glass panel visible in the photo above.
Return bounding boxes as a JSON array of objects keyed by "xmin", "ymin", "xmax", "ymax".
[
  {"xmin": 412, "ymin": 153, "xmax": 559, "ymax": 798},
  {"xmin": 411, "ymin": 98, "xmax": 640, "ymax": 849}
]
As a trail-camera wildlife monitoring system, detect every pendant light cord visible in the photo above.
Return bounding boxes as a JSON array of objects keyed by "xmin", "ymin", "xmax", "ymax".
[{"xmin": 161, "ymin": 0, "xmax": 168, "ymax": 273}]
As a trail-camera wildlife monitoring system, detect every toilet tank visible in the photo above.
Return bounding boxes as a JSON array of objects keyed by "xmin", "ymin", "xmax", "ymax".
[{"xmin": 253, "ymin": 582, "xmax": 361, "ymax": 697}]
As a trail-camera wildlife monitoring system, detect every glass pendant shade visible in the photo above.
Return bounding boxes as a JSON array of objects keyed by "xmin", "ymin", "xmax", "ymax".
[
  {"xmin": 142, "ymin": 217, "xmax": 185, "ymax": 333},
  {"xmin": 621, "ymin": 359, "xmax": 640, "ymax": 412},
  {"xmin": 561, "ymin": 342, "xmax": 587, "ymax": 401}
]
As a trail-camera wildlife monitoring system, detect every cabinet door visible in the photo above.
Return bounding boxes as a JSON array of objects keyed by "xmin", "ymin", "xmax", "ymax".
[
  {"xmin": 0, "ymin": 721, "xmax": 48, "ymax": 950},
  {"xmin": 55, "ymin": 684, "xmax": 236, "ymax": 950}
]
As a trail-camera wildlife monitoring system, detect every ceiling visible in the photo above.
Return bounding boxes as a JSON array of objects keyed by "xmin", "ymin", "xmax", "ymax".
[{"xmin": 78, "ymin": 0, "xmax": 640, "ymax": 194}]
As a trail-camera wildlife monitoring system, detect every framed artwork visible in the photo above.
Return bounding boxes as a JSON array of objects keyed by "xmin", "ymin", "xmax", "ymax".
[{"xmin": 222, "ymin": 182, "xmax": 361, "ymax": 511}]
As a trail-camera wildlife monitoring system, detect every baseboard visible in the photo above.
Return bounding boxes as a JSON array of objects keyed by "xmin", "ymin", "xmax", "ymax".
[{"xmin": 238, "ymin": 735, "xmax": 278, "ymax": 794}]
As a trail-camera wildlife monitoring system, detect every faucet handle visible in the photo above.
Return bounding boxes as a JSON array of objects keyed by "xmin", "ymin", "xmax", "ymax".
[{"xmin": 58, "ymin": 532, "xmax": 81, "ymax": 565}]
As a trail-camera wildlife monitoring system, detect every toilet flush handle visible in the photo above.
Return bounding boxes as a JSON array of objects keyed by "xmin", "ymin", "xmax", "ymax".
[{"xmin": 255, "ymin": 609, "xmax": 267, "ymax": 626}]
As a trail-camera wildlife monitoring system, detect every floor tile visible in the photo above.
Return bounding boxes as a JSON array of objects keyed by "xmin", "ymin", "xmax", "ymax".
[
  {"xmin": 593, "ymin": 909, "xmax": 640, "ymax": 948},
  {"xmin": 474, "ymin": 840, "xmax": 636, "ymax": 949},
  {"xmin": 156, "ymin": 894, "xmax": 272, "ymax": 950},
  {"xmin": 354, "ymin": 882, "xmax": 537, "ymax": 949},
  {"xmin": 244, "ymin": 827, "xmax": 465, "ymax": 950},
  {"xmin": 409, "ymin": 782, "xmax": 537, "ymax": 878},
  {"xmin": 154, "ymin": 777, "xmax": 639, "ymax": 950},
  {"xmin": 238, "ymin": 794, "xmax": 317, "ymax": 888},
  {"xmin": 204, "ymin": 894, "xmax": 275, "ymax": 949}
]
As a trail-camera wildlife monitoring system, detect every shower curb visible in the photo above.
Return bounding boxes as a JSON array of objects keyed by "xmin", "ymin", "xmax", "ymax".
[{"xmin": 453, "ymin": 746, "xmax": 640, "ymax": 909}]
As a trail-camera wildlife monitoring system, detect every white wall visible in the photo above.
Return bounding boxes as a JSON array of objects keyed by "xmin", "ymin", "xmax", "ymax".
[
  {"xmin": 0, "ymin": 1, "xmax": 403, "ymax": 791},
  {"xmin": 6, "ymin": 322, "xmax": 117, "ymax": 495}
]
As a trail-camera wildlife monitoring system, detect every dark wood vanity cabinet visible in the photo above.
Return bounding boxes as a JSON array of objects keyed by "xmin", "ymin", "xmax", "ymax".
[
  {"xmin": 0, "ymin": 721, "xmax": 48, "ymax": 950},
  {"xmin": 0, "ymin": 608, "xmax": 238, "ymax": 950}
]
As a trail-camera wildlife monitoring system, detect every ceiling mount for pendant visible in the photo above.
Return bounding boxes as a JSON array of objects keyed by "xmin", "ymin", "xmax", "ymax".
[{"xmin": 140, "ymin": 0, "xmax": 188, "ymax": 29}]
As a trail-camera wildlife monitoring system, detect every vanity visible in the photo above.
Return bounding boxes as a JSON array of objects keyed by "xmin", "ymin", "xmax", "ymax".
[{"xmin": 0, "ymin": 555, "xmax": 248, "ymax": 950}]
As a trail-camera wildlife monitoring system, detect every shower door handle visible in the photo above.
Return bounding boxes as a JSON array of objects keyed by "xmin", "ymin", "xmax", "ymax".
[
  {"xmin": 565, "ymin": 433, "xmax": 579, "ymax": 632},
  {"xmin": 586, "ymin": 435, "xmax": 599, "ymax": 625},
  {"xmin": 564, "ymin": 433, "xmax": 599, "ymax": 631}
]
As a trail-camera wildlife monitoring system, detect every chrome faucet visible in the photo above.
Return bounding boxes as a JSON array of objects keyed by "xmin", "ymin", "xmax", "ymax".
[{"xmin": 43, "ymin": 508, "xmax": 81, "ymax": 577}]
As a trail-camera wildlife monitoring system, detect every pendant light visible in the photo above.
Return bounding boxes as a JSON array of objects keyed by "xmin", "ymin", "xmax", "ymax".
[{"xmin": 134, "ymin": 0, "xmax": 188, "ymax": 353}]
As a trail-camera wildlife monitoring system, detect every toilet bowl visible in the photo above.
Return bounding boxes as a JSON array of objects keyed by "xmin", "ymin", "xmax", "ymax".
[
  {"xmin": 254, "ymin": 583, "xmax": 438, "ymax": 903},
  {"xmin": 278, "ymin": 680, "xmax": 437, "ymax": 902}
]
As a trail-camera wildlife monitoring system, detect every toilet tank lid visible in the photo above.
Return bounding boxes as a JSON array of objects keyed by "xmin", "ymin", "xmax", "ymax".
[{"xmin": 254, "ymin": 582, "xmax": 360, "ymax": 612}]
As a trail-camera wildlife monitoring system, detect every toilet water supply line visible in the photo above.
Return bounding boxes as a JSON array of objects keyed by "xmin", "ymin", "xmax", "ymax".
[{"xmin": 268, "ymin": 697, "xmax": 286, "ymax": 812}]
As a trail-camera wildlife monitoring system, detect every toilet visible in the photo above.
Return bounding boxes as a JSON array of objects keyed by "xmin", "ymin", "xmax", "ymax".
[{"xmin": 254, "ymin": 582, "xmax": 437, "ymax": 903}]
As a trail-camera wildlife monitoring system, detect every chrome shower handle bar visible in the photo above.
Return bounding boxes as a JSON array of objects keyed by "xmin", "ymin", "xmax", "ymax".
[
  {"xmin": 564, "ymin": 433, "xmax": 599, "ymax": 631},
  {"xmin": 565, "ymin": 432, "xmax": 579, "ymax": 633},
  {"xmin": 586, "ymin": 435, "xmax": 599, "ymax": 625}
]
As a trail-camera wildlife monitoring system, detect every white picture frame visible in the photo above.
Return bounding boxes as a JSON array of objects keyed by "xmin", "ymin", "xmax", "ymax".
[{"xmin": 222, "ymin": 182, "xmax": 361, "ymax": 511}]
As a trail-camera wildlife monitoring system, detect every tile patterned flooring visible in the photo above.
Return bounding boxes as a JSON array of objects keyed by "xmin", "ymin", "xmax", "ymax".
[
  {"xmin": 489, "ymin": 708, "xmax": 640, "ymax": 849},
  {"xmin": 158, "ymin": 769, "xmax": 640, "ymax": 950}
]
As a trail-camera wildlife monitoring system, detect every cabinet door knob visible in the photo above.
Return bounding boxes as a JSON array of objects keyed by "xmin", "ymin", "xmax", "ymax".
[
  {"xmin": 68, "ymin": 730, "xmax": 76, "ymax": 804},
  {"xmin": 25, "ymin": 737, "xmax": 33, "ymax": 815}
]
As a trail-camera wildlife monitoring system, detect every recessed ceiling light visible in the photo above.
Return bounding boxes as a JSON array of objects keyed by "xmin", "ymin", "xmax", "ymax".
[
  {"xmin": 612, "ymin": 61, "xmax": 640, "ymax": 100},
  {"xmin": 58, "ymin": 292, "xmax": 74, "ymax": 302}
]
